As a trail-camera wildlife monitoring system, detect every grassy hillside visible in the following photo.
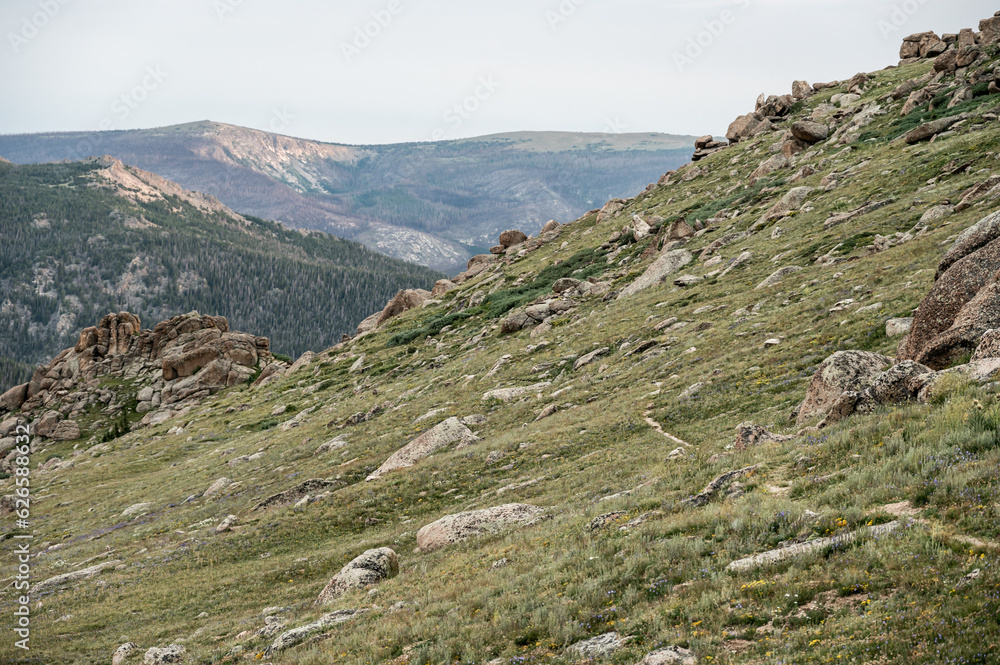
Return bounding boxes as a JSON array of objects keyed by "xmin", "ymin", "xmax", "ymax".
[
  {"xmin": 0, "ymin": 158, "xmax": 441, "ymax": 390},
  {"xmin": 0, "ymin": 125, "xmax": 695, "ymax": 273},
  {"xmin": 4, "ymin": 43, "xmax": 1000, "ymax": 665}
]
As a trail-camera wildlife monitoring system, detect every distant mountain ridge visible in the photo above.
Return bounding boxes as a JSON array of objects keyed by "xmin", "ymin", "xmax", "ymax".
[
  {"xmin": 0, "ymin": 122, "xmax": 696, "ymax": 272},
  {"xmin": 0, "ymin": 156, "xmax": 442, "ymax": 390}
]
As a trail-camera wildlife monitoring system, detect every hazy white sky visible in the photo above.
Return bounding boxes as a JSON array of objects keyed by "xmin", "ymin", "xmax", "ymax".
[{"xmin": 0, "ymin": 0, "xmax": 992, "ymax": 144}]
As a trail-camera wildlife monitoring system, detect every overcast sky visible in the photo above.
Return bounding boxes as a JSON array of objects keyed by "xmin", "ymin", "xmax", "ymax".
[{"xmin": 0, "ymin": 0, "xmax": 992, "ymax": 145}]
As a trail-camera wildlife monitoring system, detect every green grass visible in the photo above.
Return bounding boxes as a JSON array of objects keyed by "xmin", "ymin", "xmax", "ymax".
[{"xmin": 7, "ymin": 50, "xmax": 1000, "ymax": 665}]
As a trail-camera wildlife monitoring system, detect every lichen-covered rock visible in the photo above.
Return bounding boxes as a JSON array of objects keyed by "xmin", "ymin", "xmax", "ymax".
[
  {"xmin": 316, "ymin": 548, "xmax": 398, "ymax": 603},
  {"xmin": 112, "ymin": 642, "xmax": 141, "ymax": 665},
  {"xmin": 638, "ymin": 646, "xmax": 698, "ymax": 664},
  {"xmin": 914, "ymin": 276, "xmax": 1000, "ymax": 369},
  {"xmin": 568, "ymin": 632, "xmax": 628, "ymax": 658},
  {"xmin": 266, "ymin": 610, "xmax": 365, "ymax": 654},
  {"xmin": 143, "ymin": 644, "xmax": 185, "ymax": 664},
  {"xmin": 972, "ymin": 329, "xmax": 1000, "ymax": 361},
  {"xmin": 855, "ymin": 361, "xmax": 934, "ymax": 413},
  {"xmin": 937, "ymin": 210, "xmax": 1000, "ymax": 279},
  {"xmin": 899, "ymin": 238, "xmax": 1000, "ymax": 366},
  {"xmin": 796, "ymin": 351, "xmax": 893, "ymax": 425},
  {"xmin": 367, "ymin": 418, "xmax": 479, "ymax": 480},
  {"xmin": 416, "ymin": 504, "xmax": 545, "ymax": 552}
]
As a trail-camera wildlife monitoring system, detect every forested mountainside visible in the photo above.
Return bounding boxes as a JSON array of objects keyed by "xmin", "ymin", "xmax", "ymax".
[
  {"xmin": 0, "ymin": 157, "xmax": 441, "ymax": 391},
  {"xmin": 0, "ymin": 125, "xmax": 695, "ymax": 273}
]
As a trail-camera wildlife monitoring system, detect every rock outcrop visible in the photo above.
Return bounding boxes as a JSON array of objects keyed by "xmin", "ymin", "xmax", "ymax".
[
  {"xmin": 416, "ymin": 504, "xmax": 545, "ymax": 552},
  {"xmin": 0, "ymin": 312, "xmax": 273, "ymax": 440},
  {"xmin": 796, "ymin": 351, "xmax": 893, "ymax": 425},
  {"xmin": 899, "ymin": 215, "xmax": 1000, "ymax": 368},
  {"xmin": 316, "ymin": 547, "xmax": 398, "ymax": 603}
]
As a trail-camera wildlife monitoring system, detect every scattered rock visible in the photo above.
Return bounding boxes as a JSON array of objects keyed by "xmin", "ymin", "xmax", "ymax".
[
  {"xmin": 973, "ymin": 329, "xmax": 1000, "ymax": 361},
  {"xmin": 203, "ymin": 477, "xmax": 231, "ymax": 498},
  {"xmin": 574, "ymin": 347, "xmax": 610, "ymax": 371},
  {"xmin": 568, "ymin": 632, "xmax": 629, "ymax": 659},
  {"xmin": 733, "ymin": 423, "xmax": 793, "ymax": 450},
  {"xmin": 901, "ymin": 114, "xmax": 969, "ymax": 144},
  {"xmin": 791, "ymin": 121, "xmax": 830, "ymax": 144},
  {"xmin": 499, "ymin": 230, "xmax": 529, "ymax": 249},
  {"xmin": 683, "ymin": 466, "xmax": 759, "ymax": 508},
  {"xmin": 937, "ymin": 209, "xmax": 1000, "ymax": 278},
  {"xmin": 143, "ymin": 644, "xmax": 185, "ymax": 664},
  {"xmin": 367, "ymin": 418, "xmax": 479, "ymax": 480},
  {"xmin": 727, "ymin": 521, "xmax": 900, "ymax": 573},
  {"xmin": 482, "ymin": 383, "xmax": 551, "ymax": 403},
  {"xmin": 317, "ymin": 548, "xmax": 399, "ymax": 603},
  {"xmin": 886, "ymin": 318, "xmax": 914, "ymax": 338},
  {"xmin": 638, "ymin": 646, "xmax": 698, "ymax": 664},
  {"xmin": 756, "ymin": 266, "xmax": 803, "ymax": 290},
  {"xmin": 589, "ymin": 512, "xmax": 628, "ymax": 531},
  {"xmin": 266, "ymin": 610, "xmax": 365, "ymax": 655},
  {"xmin": 253, "ymin": 479, "xmax": 343, "ymax": 511},
  {"xmin": 113, "ymin": 643, "xmax": 141, "ymax": 665},
  {"xmin": 216, "ymin": 515, "xmax": 238, "ymax": 533},
  {"xmin": 122, "ymin": 503, "xmax": 153, "ymax": 518},
  {"xmin": 620, "ymin": 250, "xmax": 694, "ymax": 297},
  {"xmin": 35, "ymin": 560, "xmax": 120, "ymax": 591},
  {"xmin": 792, "ymin": 80, "xmax": 814, "ymax": 100},
  {"xmin": 416, "ymin": 504, "xmax": 545, "ymax": 553},
  {"xmin": 901, "ymin": 234, "xmax": 1000, "ymax": 367}
]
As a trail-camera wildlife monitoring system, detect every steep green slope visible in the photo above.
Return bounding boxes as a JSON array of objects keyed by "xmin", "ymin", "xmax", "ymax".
[
  {"xmin": 0, "ymin": 125, "xmax": 695, "ymax": 273},
  {"xmin": 0, "ymin": 158, "xmax": 441, "ymax": 390},
  {"xmin": 4, "ymin": 26, "xmax": 1000, "ymax": 665}
]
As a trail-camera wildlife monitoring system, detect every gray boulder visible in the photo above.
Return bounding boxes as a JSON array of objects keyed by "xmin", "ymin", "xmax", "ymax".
[
  {"xmin": 367, "ymin": 418, "xmax": 479, "ymax": 480},
  {"xmin": 620, "ymin": 250, "xmax": 693, "ymax": 297},
  {"xmin": 317, "ymin": 547, "xmax": 398, "ymax": 603},
  {"xmin": 416, "ymin": 504, "xmax": 545, "ymax": 553}
]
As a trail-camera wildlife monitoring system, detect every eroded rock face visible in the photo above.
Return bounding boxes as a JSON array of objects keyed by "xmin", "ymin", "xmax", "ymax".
[
  {"xmin": 1, "ymin": 312, "xmax": 273, "ymax": 442},
  {"xmin": 416, "ymin": 504, "xmax": 545, "ymax": 552},
  {"xmin": 899, "ymin": 237, "xmax": 1000, "ymax": 368},
  {"xmin": 796, "ymin": 351, "xmax": 893, "ymax": 425},
  {"xmin": 316, "ymin": 547, "xmax": 398, "ymax": 603},
  {"xmin": 937, "ymin": 210, "xmax": 1000, "ymax": 279},
  {"xmin": 915, "ymin": 276, "xmax": 1000, "ymax": 369}
]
